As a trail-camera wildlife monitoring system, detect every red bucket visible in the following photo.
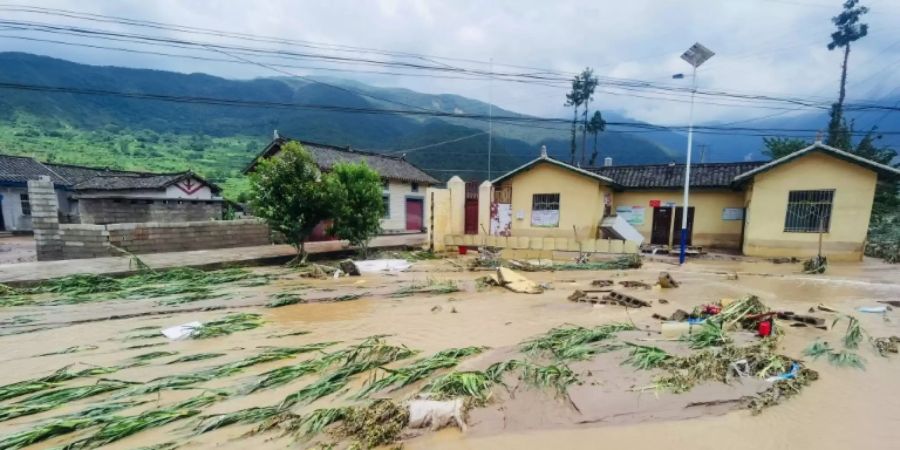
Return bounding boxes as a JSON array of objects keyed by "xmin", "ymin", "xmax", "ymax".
[
  {"xmin": 757, "ymin": 320, "xmax": 773, "ymax": 337},
  {"xmin": 458, "ymin": 246, "xmax": 468, "ymax": 255}
]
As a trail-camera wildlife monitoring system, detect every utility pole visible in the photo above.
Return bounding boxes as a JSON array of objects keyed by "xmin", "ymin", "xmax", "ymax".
[
  {"xmin": 488, "ymin": 57, "xmax": 493, "ymax": 182},
  {"xmin": 677, "ymin": 43, "xmax": 715, "ymax": 265}
]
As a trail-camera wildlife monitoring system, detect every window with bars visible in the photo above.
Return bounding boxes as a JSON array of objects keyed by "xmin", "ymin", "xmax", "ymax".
[
  {"xmin": 783, "ymin": 190, "xmax": 833, "ymax": 232},
  {"xmin": 532, "ymin": 193, "xmax": 560, "ymax": 211},
  {"xmin": 20, "ymin": 193, "xmax": 31, "ymax": 216}
]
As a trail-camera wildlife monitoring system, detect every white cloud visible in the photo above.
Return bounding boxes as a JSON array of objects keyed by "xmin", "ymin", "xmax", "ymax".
[{"xmin": 1, "ymin": 0, "xmax": 898, "ymax": 126}]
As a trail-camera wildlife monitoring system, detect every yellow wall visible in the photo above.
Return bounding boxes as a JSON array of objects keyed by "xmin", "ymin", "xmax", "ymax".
[
  {"xmin": 613, "ymin": 190, "xmax": 745, "ymax": 249},
  {"xmin": 742, "ymin": 152, "xmax": 877, "ymax": 261},
  {"xmin": 504, "ymin": 162, "xmax": 611, "ymax": 238}
]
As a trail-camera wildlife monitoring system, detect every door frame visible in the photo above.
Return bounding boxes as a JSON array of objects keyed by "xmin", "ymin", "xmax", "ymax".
[
  {"xmin": 404, "ymin": 197, "xmax": 424, "ymax": 231},
  {"xmin": 650, "ymin": 207, "xmax": 672, "ymax": 245},
  {"xmin": 672, "ymin": 206, "xmax": 695, "ymax": 247}
]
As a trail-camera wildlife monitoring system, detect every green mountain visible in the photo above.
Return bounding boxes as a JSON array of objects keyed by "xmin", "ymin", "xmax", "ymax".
[{"xmin": 0, "ymin": 52, "xmax": 678, "ymax": 197}]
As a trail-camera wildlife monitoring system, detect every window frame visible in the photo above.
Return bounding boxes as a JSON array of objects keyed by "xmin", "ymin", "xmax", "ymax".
[
  {"xmin": 783, "ymin": 189, "xmax": 834, "ymax": 233},
  {"xmin": 382, "ymin": 194, "xmax": 391, "ymax": 219},
  {"xmin": 531, "ymin": 193, "xmax": 561, "ymax": 228},
  {"xmin": 411, "ymin": 182, "xmax": 420, "ymax": 192},
  {"xmin": 19, "ymin": 193, "xmax": 31, "ymax": 216}
]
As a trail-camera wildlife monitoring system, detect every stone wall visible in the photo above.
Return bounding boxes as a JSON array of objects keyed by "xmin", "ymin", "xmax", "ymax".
[
  {"xmin": 59, "ymin": 224, "xmax": 113, "ymax": 259},
  {"xmin": 78, "ymin": 198, "xmax": 223, "ymax": 225},
  {"xmin": 106, "ymin": 220, "xmax": 270, "ymax": 254},
  {"xmin": 27, "ymin": 177, "xmax": 63, "ymax": 260}
]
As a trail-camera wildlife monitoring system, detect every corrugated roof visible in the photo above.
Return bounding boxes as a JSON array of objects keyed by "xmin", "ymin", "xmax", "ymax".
[
  {"xmin": 589, "ymin": 161, "xmax": 767, "ymax": 189},
  {"xmin": 245, "ymin": 137, "xmax": 439, "ymax": 185}
]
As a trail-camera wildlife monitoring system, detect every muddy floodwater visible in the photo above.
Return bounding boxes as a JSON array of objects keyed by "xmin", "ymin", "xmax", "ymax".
[{"xmin": 1, "ymin": 256, "xmax": 899, "ymax": 449}]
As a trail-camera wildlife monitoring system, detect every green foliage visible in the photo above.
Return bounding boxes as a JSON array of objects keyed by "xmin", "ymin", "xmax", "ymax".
[
  {"xmin": 249, "ymin": 142, "xmax": 332, "ymax": 260},
  {"xmin": 521, "ymin": 322, "xmax": 635, "ymax": 360},
  {"xmin": 326, "ymin": 161, "xmax": 384, "ymax": 258},
  {"xmin": 867, "ymin": 211, "xmax": 900, "ymax": 262},
  {"xmin": 354, "ymin": 346, "xmax": 486, "ymax": 399},
  {"xmin": 762, "ymin": 137, "xmax": 808, "ymax": 159},
  {"xmin": 826, "ymin": 0, "xmax": 869, "ymax": 148},
  {"xmin": 190, "ymin": 313, "xmax": 264, "ymax": 339},
  {"xmin": 623, "ymin": 343, "xmax": 672, "ymax": 370}
]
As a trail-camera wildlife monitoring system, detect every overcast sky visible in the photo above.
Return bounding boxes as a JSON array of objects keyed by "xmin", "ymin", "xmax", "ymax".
[{"xmin": 2, "ymin": 0, "xmax": 899, "ymax": 126}]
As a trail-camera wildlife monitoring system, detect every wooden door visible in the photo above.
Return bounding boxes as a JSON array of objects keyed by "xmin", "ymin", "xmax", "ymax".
[
  {"xmin": 405, "ymin": 198, "xmax": 424, "ymax": 231},
  {"xmin": 672, "ymin": 207, "xmax": 695, "ymax": 246},
  {"xmin": 650, "ymin": 207, "xmax": 672, "ymax": 245},
  {"xmin": 464, "ymin": 199, "xmax": 478, "ymax": 234}
]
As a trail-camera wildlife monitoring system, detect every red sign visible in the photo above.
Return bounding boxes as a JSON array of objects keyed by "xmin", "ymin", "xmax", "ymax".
[{"xmin": 649, "ymin": 199, "xmax": 661, "ymax": 208}]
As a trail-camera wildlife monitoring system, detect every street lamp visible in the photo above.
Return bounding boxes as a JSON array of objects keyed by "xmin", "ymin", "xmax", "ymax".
[{"xmin": 677, "ymin": 42, "xmax": 714, "ymax": 265}]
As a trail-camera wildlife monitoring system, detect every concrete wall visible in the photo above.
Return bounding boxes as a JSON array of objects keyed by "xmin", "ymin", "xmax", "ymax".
[
  {"xmin": 503, "ymin": 162, "xmax": 611, "ymax": 238},
  {"xmin": 743, "ymin": 152, "xmax": 877, "ymax": 261},
  {"xmin": 613, "ymin": 189, "xmax": 746, "ymax": 249},
  {"xmin": 106, "ymin": 219, "xmax": 270, "ymax": 255},
  {"xmin": 78, "ymin": 198, "xmax": 223, "ymax": 225},
  {"xmin": 426, "ymin": 187, "xmax": 451, "ymax": 251},
  {"xmin": 59, "ymin": 224, "xmax": 113, "ymax": 259},
  {"xmin": 379, "ymin": 180, "xmax": 428, "ymax": 232},
  {"xmin": 443, "ymin": 234, "xmax": 639, "ymax": 260},
  {"xmin": 26, "ymin": 178, "xmax": 63, "ymax": 260}
]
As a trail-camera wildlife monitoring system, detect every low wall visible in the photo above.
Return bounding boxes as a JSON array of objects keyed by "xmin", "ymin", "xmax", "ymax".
[
  {"xmin": 79, "ymin": 197, "xmax": 224, "ymax": 224},
  {"xmin": 106, "ymin": 220, "xmax": 270, "ymax": 254},
  {"xmin": 445, "ymin": 234, "xmax": 639, "ymax": 260},
  {"xmin": 47, "ymin": 219, "xmax": 271, "ymax": 260}
]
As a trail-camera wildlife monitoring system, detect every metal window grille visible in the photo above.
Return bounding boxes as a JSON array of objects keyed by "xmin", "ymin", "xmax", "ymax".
[
  {"xmin": 20, "ymin": 193, "xmax": 31, "ymax": 216},
  {"xmin": 532, "ymin": 193, "xmax": 560, "ymax": 211},
  {"xmin": 382, "ymin": 195, "xmax": 390, "ymax": 218},
  {"xmin": 783, "ymin": 190, "xmax": 834, "ymax": 232}
]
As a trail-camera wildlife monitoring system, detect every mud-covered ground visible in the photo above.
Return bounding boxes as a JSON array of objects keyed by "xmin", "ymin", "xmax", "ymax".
[{"xmin": 1, "ymin": 255, "xmax": 899, "ymax": 449}]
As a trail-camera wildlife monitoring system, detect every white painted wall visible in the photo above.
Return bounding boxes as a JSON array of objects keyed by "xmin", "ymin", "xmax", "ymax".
[
  {"xmin": 381, "ymin": 180, "xmax": 427, "ymax": 232},
  {"xmin": 0, "ymin": 185, "xmax": 73, "ymax": 231}
]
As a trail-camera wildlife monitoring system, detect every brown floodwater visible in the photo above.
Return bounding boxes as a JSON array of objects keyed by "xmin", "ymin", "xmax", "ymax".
[{"xmin": 1, "ymin": 257, "xmax": 899, "ymax": 449}]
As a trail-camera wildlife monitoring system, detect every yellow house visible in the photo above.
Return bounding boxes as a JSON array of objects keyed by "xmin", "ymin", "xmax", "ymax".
[{"xmin": 488, "ymin": 142, "xmax": 899, "ymax": 261}]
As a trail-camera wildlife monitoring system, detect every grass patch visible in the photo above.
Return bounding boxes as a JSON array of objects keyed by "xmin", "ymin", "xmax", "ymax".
[
  {"xmin": 0, "ymin": 366, "xmax": 121, "ymax": 402},
  {"xmin": 132, "ymin": 351, "xmax": 179, "ymax": 363},
  {"xmin": 548, "ymin": 255, "xmax": 642, "ymax": 271},
  {"xmin": 190, "ymin": 313, "xmax": 264, "ymax": 339},
  {"xmin": 330, "ymin": 400, "xmax": 408, "ymax": 449},
  {"xmin": 354, "ymin": 346, "xmax": 486, "ymax": 399},
  {"xmin": 267, "ymin": 292, "xmax": 306, "ymax": 308},
  {"xmin": 392, "ymin": 279, "xmax": 460, "ymax": 298},
  {"xmin": 194, "ymin": 406, "xmax": 282, "ymax": 434},
  {"xmin": 0, "ymin": 381, "xmax": 132, "ymax": 422},
  {"xmin": 520, "ymin": 361, "xmax": 577, "ymax": 394},
  {"xmin": 166, "ymin": 353, "xmax": 225, "ymax": 364},
  {"xmin": 521, "ymin": 323, "xmax": 634, "ymax": 360},
  {"xmin": 0, "ymin": 401, "xmax": 143, "ymax": 449},
  {"xmin": 684, "ymin": 322, "xmax": 731, "ymax": 349},
  {"xmin": 623, "ymin": 343, "xmax": 672, "ymax": 370}
]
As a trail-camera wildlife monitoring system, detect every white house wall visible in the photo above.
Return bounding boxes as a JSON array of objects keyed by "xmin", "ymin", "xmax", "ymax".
[
  {"xmin": 0, "ymin": 185, "xmax": 73, "ymax": 231},
  {"xmin": 381, "ymin": 180, "xmax": 427, "ymax": 232}
]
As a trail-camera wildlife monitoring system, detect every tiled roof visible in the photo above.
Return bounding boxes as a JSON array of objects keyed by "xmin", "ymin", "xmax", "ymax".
[
  {"xmin": 0, "ymin": 154, "xmax": 68, "ymax": 184},
  {"xmin": 491, "ymin": 155, "xmax": 617, "ymax": 186},
  {"xmin": 0, "ymin": 154, "xmax": 219, "ymax": 193},
  {"xmin": 733, "ymin": 141, "xmax": 900, "ymax": 182},
  {"xmin": 245, "ymin": 137, "xmax": 439, "ymax": 185},
  {"xmin": 589, "ymin": 161, "xmax": 767, "ymax": 189}
]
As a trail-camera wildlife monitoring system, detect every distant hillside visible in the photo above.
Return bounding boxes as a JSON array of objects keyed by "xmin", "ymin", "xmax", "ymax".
[{"xmin": 0, "ymin": 52, "xmax": 685, "ymax": 194}]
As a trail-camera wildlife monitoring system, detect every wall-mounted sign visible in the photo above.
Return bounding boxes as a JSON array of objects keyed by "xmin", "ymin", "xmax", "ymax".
[
  {"xmin": 616, "ymin": 206, "xmax": 645, "ymax": 226},
  {"xmin": 664, "ymin": 201, "xmax": 677, "ymax": 208},
  {"xmin": 531, "ymin": 209, "xmax": 559, "ymax": 227},
  {"xmin": 722, "ymin": 208, "xmax": 744, "ymax": 221},
  {"xmin": 649, "ymin": 199, "xmax": 661, "ymax": 208}
]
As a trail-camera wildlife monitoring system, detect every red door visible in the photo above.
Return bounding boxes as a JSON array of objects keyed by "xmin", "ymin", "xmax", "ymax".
[
  {"xmin": 464, "ymin": 182, "xmax": 479, "ymax": 234},
  {"xmin": 405, "ymin": 198, "xmax": 423, "ymax": 231}
]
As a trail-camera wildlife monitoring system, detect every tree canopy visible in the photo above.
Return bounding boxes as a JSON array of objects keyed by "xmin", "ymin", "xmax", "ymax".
[{"xmin": 327, "ymin": 161, "xmax": 385, "ymax": 258}]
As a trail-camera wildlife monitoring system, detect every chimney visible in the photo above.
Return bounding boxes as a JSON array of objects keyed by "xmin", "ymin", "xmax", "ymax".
[
  {"xmin": 603, "ymin": 157, "xmax": 613, "ymax": 167},
  {"xmin": 540, "ymin": 145, "xmax": 548, "ymax": 158}
]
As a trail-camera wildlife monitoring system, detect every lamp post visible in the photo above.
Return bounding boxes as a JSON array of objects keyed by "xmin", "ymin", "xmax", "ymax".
[{"xmin": 677, "ymin": 42, "xmax": 714, "ymax": 265}]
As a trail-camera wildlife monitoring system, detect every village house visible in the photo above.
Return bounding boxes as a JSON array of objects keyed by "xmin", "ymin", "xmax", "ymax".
[
  {"xmin": 245, "ymin": 137, "xmax": 438, "ymax": 234},
  {"xmin": 0, "ymin": 154, "xmax": 224, "ymax": 231},
  {"xmin": 481, "ymin": 142, "xmax": 899, "ymax": 261}
]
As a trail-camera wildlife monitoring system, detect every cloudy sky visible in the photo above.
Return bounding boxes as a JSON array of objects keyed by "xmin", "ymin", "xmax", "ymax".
[{"xmin": 1, "ymin": 0, "xmax": 898, "ymax": 126}]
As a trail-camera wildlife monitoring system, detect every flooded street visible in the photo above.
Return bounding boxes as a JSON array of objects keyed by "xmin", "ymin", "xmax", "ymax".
[{"xmin": 1, "ymin": 256, "xmax": 899, "ymax": 449}]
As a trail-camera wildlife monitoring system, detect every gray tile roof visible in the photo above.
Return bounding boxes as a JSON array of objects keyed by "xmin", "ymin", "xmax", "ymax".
[
  {"xmin": 589, "ymin": 161, "xmax": 767, "ymax": 189},
  {"xmin": 0, "ymin": 154, "xmax": 68, "ymax": 184},
  {"xmin": 246, "ymin": 138, "xmax": 439, "ymax": 185},
  {"xmin": 0, "ymin": 154, "xmax": 219, "ymax": 193}
]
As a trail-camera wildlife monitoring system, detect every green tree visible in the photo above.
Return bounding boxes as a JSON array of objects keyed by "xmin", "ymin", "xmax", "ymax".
[
  {"xmin": 248, "ymin": 141, "xmax": 331, "ymax": 263},
  {"xmin": 578, "ymin": 68, "xmax": 599, "ymax": 166},
  {"xmin": 852, "ymin": 130, "xmax": 899, "ymax": 220},
  {"xmin": 826, "ymin": 0, "xmax": 869, "ymax": 148},
  {"xmin": 762, "ymin": 137, "xmax": 809, "ymax": 159},
  {"xmin": 586, "ymin": 110, "xmax": 606, "ymax": 166},
  {"xmin": 326, "ymin": 162, "xmax": 385, "ymax": 258},
  {"xmin": 565, "ymin": 74, "xmax": 584, "ymax": 164}
]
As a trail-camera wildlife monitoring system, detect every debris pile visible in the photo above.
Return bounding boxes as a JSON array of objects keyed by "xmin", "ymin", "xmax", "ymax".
[{"xmin": 568, "ymin": 290, "xmax": 651, "ymax": 308}]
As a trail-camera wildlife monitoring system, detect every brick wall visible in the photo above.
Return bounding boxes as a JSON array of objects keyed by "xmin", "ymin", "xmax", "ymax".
[
  {"xmin": 79, "ymin": 198, "xmax": 223, "ymax": 224},
  {"xmin": 59, "ymin": 224, "xmax": 113, "ymax": 259},
  {"xmin": 106, "ymin": 219, "xmax": 271, "ymax": 255},
  {"xmin": 27, "ymin": 177, "xmax": 64, "ymax": 260}
]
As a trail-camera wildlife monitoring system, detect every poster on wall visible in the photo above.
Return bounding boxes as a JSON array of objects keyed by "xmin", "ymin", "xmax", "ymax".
[
  {"xmin": 531, "ymin": 209, "xmax": 560, "ymax": 227},
  {"xmin": 722, "ymin": 208, "xmax": 744, "ymax": 221},
  {"xmin": 490, "ymin": 202, "xmax": 512, "ymax": 236},
  {"xmin": 615, "ymin": 206, "xmax": 645, "ymax": 226}
]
